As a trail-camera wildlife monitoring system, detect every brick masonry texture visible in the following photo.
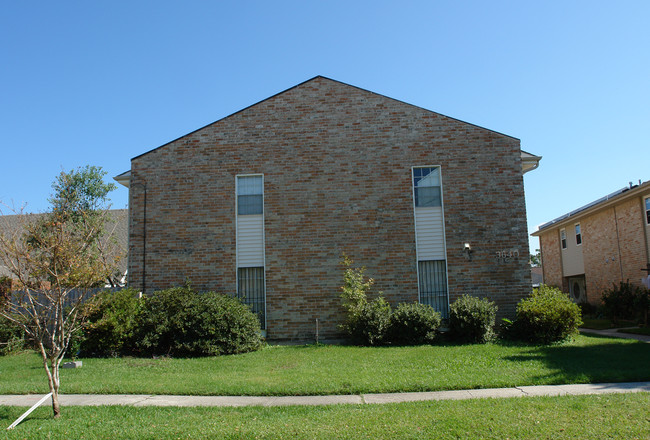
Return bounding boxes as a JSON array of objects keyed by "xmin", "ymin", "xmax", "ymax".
[
  {"xmin": 583, "ymin": 198, "xmax": 648, "ymax": 301},
  {"xmin": 540, "ymin": 230, "xmax": 563, "ymax": 289},
  {"xmin": 537, "ymin": 189, "xmax": 650, "ymax": 304},
  {"xmin": 126, "ymin": 77, "xmax": 532, "ymax": 341}
]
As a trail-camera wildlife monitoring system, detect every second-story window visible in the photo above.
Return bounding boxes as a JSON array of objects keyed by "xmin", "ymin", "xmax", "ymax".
[
  {"xmin": 237, "ymin": 175, "xmax": 263, "ymax": 215},
  {"xmin": 560, "ymin": 229, "xmax": 567, "ymax": 249},
  {"xmin": 645, "ymin": 197, "xmax": 650, "ymax": 225},
  {"xmin": 575, "ymin": 223, "xmax": 582, "ymax": 245},
  {"xmin": 413, "ymin": 167, "xmax": 441, "ymax": 207}
]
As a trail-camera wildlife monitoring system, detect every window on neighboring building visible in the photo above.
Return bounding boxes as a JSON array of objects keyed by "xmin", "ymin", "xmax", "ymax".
[
  {"xmin": 646, "ymin": 197, "xmax": 650, "ymax": 225},
  {"xmin": 413, "ymin": 167, "xmax": 441, "ymax": 207},
  {"xmin": 237, "ymin": 267, "xmax": 265, "ymax": 329},
  {"xmin": 237, "ymin": 175, "xmax": 263, "ymax": 215},
  {"xmin": 575, "ymin": 223, "xmax": 582, "ymax": 245},
  {"xmin": 560, "ymin": 229, "xmax": 567, "ymax": 249}
]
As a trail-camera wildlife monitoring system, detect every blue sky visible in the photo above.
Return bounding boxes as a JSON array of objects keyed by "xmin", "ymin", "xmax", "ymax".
[{"xmin": 2, "ymin": 1, "xmax": 649, "ymax": 253}]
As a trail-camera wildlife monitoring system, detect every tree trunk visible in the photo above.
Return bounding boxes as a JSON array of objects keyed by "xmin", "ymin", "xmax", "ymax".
[
  {"xmin": 51, "ymin": 359, "xmax": 61, "ymax": 418},
  {"xmin": 51, "ymin": 389, "xmax": 61, "ymax": 419},
  {"xmin": 38, "ymin": 343, "xmax": 61, "ymax": 419}
]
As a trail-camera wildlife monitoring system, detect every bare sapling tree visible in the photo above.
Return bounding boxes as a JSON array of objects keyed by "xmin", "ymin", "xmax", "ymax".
[{"xmin": 0, "ymin": 165, "xmax": 120, "ymax": 418}]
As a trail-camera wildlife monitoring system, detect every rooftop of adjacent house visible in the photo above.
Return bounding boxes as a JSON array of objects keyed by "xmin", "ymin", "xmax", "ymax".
[
  {"xmin": 113, "ymin": 76, "xmax": 541, "ymax": 186},
  {"xmin": 0, "ymin": 209, "xmax": 128, "ymax": 279},
  {"xmin": 533, "ymin": 179, "xmax": 650, "ymax": 235}
]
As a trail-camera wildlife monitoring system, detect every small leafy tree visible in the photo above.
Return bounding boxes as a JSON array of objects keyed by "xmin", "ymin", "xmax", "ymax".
[
  {"xmin": 339, "ymin": 256, "xmax": 391, "ymax": 345},
  {"xmin": 0, "ymin": 166, "xmax": 120, "ymax": 418},
  {"xmin": 339, "ymin": 255, "xmax": 375, "ymax": 321}
]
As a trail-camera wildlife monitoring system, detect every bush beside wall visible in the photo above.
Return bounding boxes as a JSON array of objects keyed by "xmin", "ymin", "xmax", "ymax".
[
  {"xmin": 388, "ymin": 303, "xmax": 441, "ymax": 345},
  {"xmin": 81, "ymin": 286, "xmax": 263, "ymax": 357},
  {"xmin": 512, "ymin": 285, "xmax": 582, "ymax": 344},
  {"xmin": 601, "ymin": 281, "xmax": 649, "ymax": 326},
  {"xmin": 81, "ymin": 288, "xmax": 143, "ymax": 357},
  {"xmin": 346, "ymin": 297, "xmax": 392, "ymax": 346},
  {"xmin": 180, "ymin": 291, "xmax": 263, "ymax": 356},
  {"xmin": 339, "ymin": 257, "xmax": 442, "ymax": 346},
  {"xmin": 448, "ymin": 295, "xmax": 497, "ymax": 343}
]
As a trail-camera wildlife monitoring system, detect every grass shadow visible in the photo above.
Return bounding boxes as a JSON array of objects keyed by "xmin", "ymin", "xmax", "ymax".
[{"xmin": 503, "ymin": 335, "xmax": 650, "ymax": 384}]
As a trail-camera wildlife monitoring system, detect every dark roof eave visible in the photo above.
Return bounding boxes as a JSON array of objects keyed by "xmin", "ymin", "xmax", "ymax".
[{"xmin": 532, "ymin": 180, "xmax": 650, "ymax": 236}]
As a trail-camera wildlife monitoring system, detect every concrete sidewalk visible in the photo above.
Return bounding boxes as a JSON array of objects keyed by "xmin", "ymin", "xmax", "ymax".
[
  {"xmin": 1, "ymin": 382, "xmax": 649, "ymax": 408},
  {"xmin": 580, "ymin": 327, "xmax": 650, "ymax": 342}
]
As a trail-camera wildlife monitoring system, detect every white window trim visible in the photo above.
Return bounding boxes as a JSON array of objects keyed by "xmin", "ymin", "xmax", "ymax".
[
  {"xmin": 235, "ymin": 173, "xmax": 267, "ymax": 333},
  {"xmin": 411, "ymin": 165, "xmax": 449, "ymax": 312},
  {"xmin": 560, "ymin": 228, "xmax": 567, "ymax": 250},
  {"xmin": 575, "ymin": 223, "xmax": 582, "ymax": 246}
]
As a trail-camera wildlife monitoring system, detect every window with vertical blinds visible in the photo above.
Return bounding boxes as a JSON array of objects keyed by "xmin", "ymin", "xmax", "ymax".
[
  {"xmin": 237, "ymin": 267, "xmax": 265, "ymax": 329},
  {"xmin": 418, "ymin": 260, "xmax": 448, "ymax": 319}
]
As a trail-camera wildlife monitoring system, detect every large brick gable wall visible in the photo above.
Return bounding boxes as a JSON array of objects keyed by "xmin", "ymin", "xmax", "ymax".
[{"xmin": 127, "ymin": 77, "xmax": 532, "ymax": 340}]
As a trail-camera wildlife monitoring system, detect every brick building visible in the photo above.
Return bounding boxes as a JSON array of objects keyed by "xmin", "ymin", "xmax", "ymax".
[
  {"xmin": 115, "ymin": 76, "xmax": 539, "ymax": 341},
  {"xmin": 532, "ymin": 181, "xmax": 650, "ymax": 304}
]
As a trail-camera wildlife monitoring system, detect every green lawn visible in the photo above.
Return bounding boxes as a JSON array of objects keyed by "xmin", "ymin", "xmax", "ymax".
[
  {"xmin": 1, "ymin": 393, "xmax": 649, "ymax": 439},
  {"xmin": 1, "ymin": 334, "xmax": 649, "ymax": 396}
]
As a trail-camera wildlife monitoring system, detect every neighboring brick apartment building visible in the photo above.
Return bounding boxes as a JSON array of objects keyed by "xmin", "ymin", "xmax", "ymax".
[
  {"xmin": 532, "ymin": 181, "xmax": 650, "ymax": 304},
  {"xmin": 115, "ymin": 76, "xmax": 540, "ymax": 341}
]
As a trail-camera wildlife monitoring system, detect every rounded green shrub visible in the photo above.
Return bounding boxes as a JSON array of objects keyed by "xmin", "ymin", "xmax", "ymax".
[
  {"xmin": 80, "ymin": 288, "xmax": 143, "ymax": 357},
  {"xmin": 345, "ymin": 297, "xmax": 392, "ymax": 346},
  {"xmin": 513, "ymin": 285, "xmax": 582, "ymax": 344},
  {"xmin": 449, "ymin": 295, "xmax": 497, "ymax": 343},
  {"xmin": 136, "ymin": 287, "xmax": 263, "ymax": 356},
  {"xmin": 135, "ymin": 286, "xmax": 193, "ymax": 356},
  {"xmin": 388, "ymin": 302, "xmax": 441, "ymax": 345},
  {"xmin": 183, "ymin": 292, "xmax": 263, "ymax": 356}
]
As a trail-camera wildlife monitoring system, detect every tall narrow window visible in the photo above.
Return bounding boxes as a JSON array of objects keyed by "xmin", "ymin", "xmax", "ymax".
[
  {"xmin": 575, "ymin": 223, "xmax": 582, "ymax": 245},
  {"xmin": 412, "ymin": 166, "xmax": 448, "ymax": 318},
  {"xmin": 236, "ymin": 174, "xmax": 265, "ymax": 330},
  {"xmin": 560, "ymin": 229, "xmax": 567, "ymax": 249},
  {"xmin": 645, "ymin": 197, "xmax": 650, "ymax": 225}
]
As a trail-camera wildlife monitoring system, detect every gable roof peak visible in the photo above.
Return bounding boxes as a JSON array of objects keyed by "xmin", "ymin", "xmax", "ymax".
[{"xmin": 126, "ymin": 75, "xmax": 522, "ymax": 163}]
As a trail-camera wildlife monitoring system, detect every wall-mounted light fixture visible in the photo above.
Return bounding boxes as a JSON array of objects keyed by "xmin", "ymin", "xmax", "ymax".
[{"xmin": 464, "ymin": 243, "xmax": 473, "ymax": 261}]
